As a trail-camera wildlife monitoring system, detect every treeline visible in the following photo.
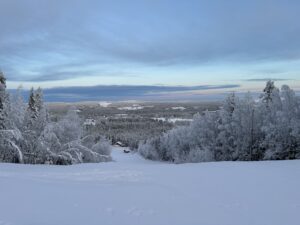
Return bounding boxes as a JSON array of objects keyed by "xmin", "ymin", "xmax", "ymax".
[
  {"xmin": 139, "ymin": 81, "xmax": 300, "ymax": 163},
  {"xmin": 0, "ymin": 72, "xmax": 111, "ymax": 164},
  {"xmin": 84, "ymin": 117, "xmax": 174, "ymax": 150}
]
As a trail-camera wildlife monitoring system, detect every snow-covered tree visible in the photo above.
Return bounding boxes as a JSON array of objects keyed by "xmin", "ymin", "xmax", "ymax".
[
  {"xmin": 161, "ymin": 126, "xmax": 192, "ymax": 162},
  {"xmin": 36, "ymin": 107, "xmax": 112, "ymax": 164},
  {"xmin": 216, "ymin": 93, "xmax": 237, "ymax": 161},
  {"xmin": 261, "ymin": 80, "xmax": 276, "ymax": 107},
  {"xmin": 23, "ymin": 87, "xmax": 48, "ymax": 131},
  {"xmin": 281, "ymin": 85, "xmax": 299, "ymax": 120},
  {"xmin": 54, "ymin": 107, "xmax": 82, "ymax": 145},
  {"xmin": 138, "ymin": 137, "xmax": 161, "ymax": 160},
  {"xmin": 22, "ymin": 87, "xmax": 50, "ymax": 163},
  {"xmin": 34, "ymin": 87, "xmax": 48, "ymax": 134},
  {"xmin": 37, "ymin": 123, "xmax": 62, "ymax": 154},
  {"xmin": 0, "ymin": 74, "xmax": 113, "ymax": 165},
  {"xmin": 139, "ymin": 111, "xmax": 217, "ymax": 163},
  {"xmin": 263, "ymin": 85, "xmax": 300, "ymax": 160},
  {"xmin": 233, "ymin": 93, "xmax": 263, "ymax": 160},
  {"xmin": 91, "ymin": 137, "xmax": 112, "ymax": 156},
  {"xmin": 23, "ymin": 88, "xmax": 38, "ymax": 130},
  {"xmin": 139, "ymin": 81, "xmax": 300, "ymax": 163},
  {"xmin": 0, "ymin": 71, "xmax": 10, "ymax": 130},
  {"xmin": 0, "ymin": 72, "xmax": 24, "ymax": 163},
  {"xmin": 189, "ymin": 111, "xmax": 219, "ymax": 161},
  {"xmin": 0, "ymin": 129, "xmax": 23, "ymax": 163},
  {"xmin": 10, "ymin": 86, "xmax": 26, "ymax": 130}
]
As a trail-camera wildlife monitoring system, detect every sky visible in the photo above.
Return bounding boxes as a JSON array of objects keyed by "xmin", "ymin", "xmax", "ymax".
[{"xmin": 1, "ymin": 0, "xmax": 300, "ymax": 101}]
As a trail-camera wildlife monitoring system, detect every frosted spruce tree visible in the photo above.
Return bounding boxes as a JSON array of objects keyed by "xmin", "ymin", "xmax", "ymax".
[
  {"xmin": 232, "ymin": 92, "xmax": 263, "ymax": 160},
  {"xmin": 263, "ymin": 84, "xmax": 300, "ymax": 159},
  {"xmin": 10, "ymin": 86, "xmax": 26, "ymax": 130},
  {"xmin": 22, "ymin": 87, "xmax": 49, "ymax": 163},
  {"xmin": 262, "ymin": 80, "xmax": 276, "ymax": 107},
  {"xmin": 216, "ymin": 92, "xmax": 237, "ymax": 161},
  {"xmin": 0, "ymin": 71, "xmax": 9, "ymax": 130},
  {"xmin": 24, "ymin": 88, "xmax": 38, "ymax": 130},
  {"xmin": 0, "ymin": 72, "xmax": 23, "ymax": 163}
]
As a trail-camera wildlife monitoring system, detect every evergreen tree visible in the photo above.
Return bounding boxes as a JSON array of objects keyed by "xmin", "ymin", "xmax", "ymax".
[
  {"xmin": 0, "ymin": 71, "xmax": 9, "ymax": 130},
  {"xmin": 24, "ymin": 88, "xmax": 37, "ymax": 130},
  {"xmin": 24, "ymin": 87, "xmax": 48, "ymax": 131},
  {"xmin": 34, "ymin": 87, "xmax": 48, "ymax": 133},
  {"xmin": 0, "ymin": 72, "xmax": 24, "ymax": 163},
  {"xmin": 216, "ymin": 93, "xmax": 237, "ymax": 160},
  {"xmin": 10, "ymin": 86, "xmax": 26, "ymax": 130},
  {"xmin": 223, "ymin": 92, "xmax": 236, "ymax": 115},
  {"xmin": 261, "ymin": 80, "xmax": 275, "ymax": 107},
  {"xmin": 22, "ymin": 87, "xmax": 49, "ymax": 163}
]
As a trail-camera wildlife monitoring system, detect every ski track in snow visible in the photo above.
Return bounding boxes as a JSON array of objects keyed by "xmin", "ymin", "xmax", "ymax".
[{"xmin": 0, "ymin": 147, "xmax": 300, "ymax": 225}]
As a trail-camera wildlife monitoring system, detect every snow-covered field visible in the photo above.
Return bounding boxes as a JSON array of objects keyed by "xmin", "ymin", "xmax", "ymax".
[
  {"xmin": 171, "ymin": 106, "xmax": 186, "ymax": 110},
  {"xmin": 0, "ymin": 147, "xmax": 300, "ymax": 225},
  {"xmin": 98, "ymin": 101, "xmax": 111, "ymax": 107},
  {"xmin": 153, "ymin": 117, "xmax": 193, "ymax": 123},
  {"xmin": 118, "ymin": 104, "xmax": 144, "ymax": 111}
]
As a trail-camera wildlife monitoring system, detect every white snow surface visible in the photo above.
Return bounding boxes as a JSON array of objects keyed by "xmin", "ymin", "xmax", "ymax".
[
  {"xmin": 83, "ymin": 119, "xmax": 96, "ymax": 126},
  {"xmin": 98, "ymin": 101, "xmax": 111, "ymax": 107},
  {"xmin": 153, "ymin": 117, "xmax": 193, "ymax": 123},
  {"xmin": 0, "ymin": 147, "xmax": 300, "ymax": 225},
  {"xmin": 118, "ymin": 104, "xmax": 144, "ymax": 110},
  {"xmin": 171, "ymin": 106, "xmax": 186, "ymax": 110}
]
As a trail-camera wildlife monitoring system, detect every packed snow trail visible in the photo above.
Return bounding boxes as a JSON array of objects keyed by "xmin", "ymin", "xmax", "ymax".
[{"xmin": 0, "ymin": 147, "xmax": 300, "ymax": 225}]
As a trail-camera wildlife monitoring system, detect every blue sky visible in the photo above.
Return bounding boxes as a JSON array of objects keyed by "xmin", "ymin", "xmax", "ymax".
[{"xmin": 1, "ymin": 0, "xmax": 300, "ymax": 100}]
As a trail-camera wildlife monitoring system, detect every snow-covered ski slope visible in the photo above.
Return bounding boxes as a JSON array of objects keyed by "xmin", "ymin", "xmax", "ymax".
[{"xmin": 0, "ymin": 147, "xmax": 300, "ymax": 225}]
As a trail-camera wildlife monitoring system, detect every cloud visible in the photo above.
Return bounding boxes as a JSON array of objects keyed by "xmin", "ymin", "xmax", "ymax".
[
  {"xmin": 9, "ymin": 84, "xmax": 240, "ymax": 102},
  {"xmin": 1, "ymin": 0, "xmax": 300, "ymax": 82},
  {"xmin": 245, "ymin": 78, "xmax": 293, "ymax": 82}
]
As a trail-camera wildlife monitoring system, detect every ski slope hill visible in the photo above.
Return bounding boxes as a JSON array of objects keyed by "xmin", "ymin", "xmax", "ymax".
[{"xmin": 0, "ymin": 147, "xmax": 299, "ymax": 225}]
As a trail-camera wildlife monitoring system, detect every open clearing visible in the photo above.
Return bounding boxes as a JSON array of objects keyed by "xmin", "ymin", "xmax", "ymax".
[{"xmin": 0, "ymin": 147, "xmax": 299, "ymax": 225}]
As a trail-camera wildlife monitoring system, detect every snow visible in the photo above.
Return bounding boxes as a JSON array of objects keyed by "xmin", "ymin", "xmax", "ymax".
[
  {"xmin": 9, "ymin": 140, "xmax": 23, "ymax": 163},
  {"xmin": 83, "ymin": 119, "xmax": 96, "ymax": 126},
  {"xmin": 115, "ymin": 113, "xmax": 128, "ymax": 118},
  {"xmin": 153, "ymin": 117, "xmax": 193, "ymax": 123},
  {"xmin": 171, "ymin": 106, "xmax": 186, "ymax": 110},
  {"xmin": 0, "ymin": 147, "xmax": 300, "ymax": 225},
  {"xmin": 152, "ymin": 117, "xmax": 167, "ymax": 122},
  {"xmin": 99, "ymin": 101, "xmax": 111, "ymax": 107},
  {"xmin": 168, "ymin": 118, "xmax": 193, "ymax": 123},
  {"xmin": 118, "ymin": 104, "xmax": 144, "ymax": 110}
]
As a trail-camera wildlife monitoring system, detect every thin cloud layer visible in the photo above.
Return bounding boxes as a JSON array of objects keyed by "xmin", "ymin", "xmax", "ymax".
[
  {"xmin": 245, "ymin": 78, "xmax": 293, "ymax": 82},
  {"xmin": 9, "ymin": 84, "xmax": 240, "ymax": 102}
]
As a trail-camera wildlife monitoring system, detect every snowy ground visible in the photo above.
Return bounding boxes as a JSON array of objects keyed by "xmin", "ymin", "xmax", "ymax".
[{"xmin": 0, "ymin": 147, "xmax": 300, "ymax": 225}]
